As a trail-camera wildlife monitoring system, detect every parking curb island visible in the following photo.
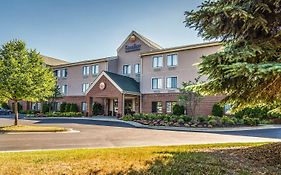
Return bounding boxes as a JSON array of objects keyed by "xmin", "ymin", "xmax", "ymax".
[{"xmin": 23, "ymin": 116, "xmax": 281, "ymax": 132}]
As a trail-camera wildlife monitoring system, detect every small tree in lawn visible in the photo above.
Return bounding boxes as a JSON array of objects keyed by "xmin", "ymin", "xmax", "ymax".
[
  {"xmin": 0, "ymin": 40, "xmax": 56, "ymax": 125},
  {"xmin": 178, "ymin": 77, "xmax": 203, "ymax": 121}
]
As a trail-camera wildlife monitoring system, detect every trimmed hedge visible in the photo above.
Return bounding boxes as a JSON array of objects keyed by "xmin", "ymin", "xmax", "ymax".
[{"xmin": 212, "ymin": 104, "xmax": 224, "ymax": 117}]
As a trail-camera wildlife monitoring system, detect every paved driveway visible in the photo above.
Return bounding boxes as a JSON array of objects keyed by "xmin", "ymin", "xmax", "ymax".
[{"xmin": 0, "ymin": 117, "xmax": 280, "ymax": 151}]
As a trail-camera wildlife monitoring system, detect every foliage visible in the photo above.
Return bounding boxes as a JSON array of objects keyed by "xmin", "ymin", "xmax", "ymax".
[
  {"xmin": 184, "ymin": 0, "xmax": 281, "ymax": 113},
  {"xmin": 172, "ymin": 104, "xmax": 185, "ymax": 115},
  {"xmin": 92, "ymin": 103, "xmax": 103, "ymax": 116},
  {"xmin": 178, "ymin": 77, "xmax": 203, "ymax": 119},
  {"xmin": 221, "ymin": 116, "xmax": 236, "ymax": 126},
  {"xmin": 235, "ymin": 107, "xmax": 281, "ymax": 120},
  {"xmin": 242, "ymin": 117, "xmax": 260, "ymax": 126},
  {"xmin": 45, "ymin": 112, "xmax": 83, "ymax": 117},
  {"xmin": 0, "ymin": 40, "xmax": 56, "ymax": 125},
  {"xmin": 212, "ymin": 103, "xmax": 224, "ymax": 117},
  {"xmin": 42, "ymin": 103, "xmax": 50, "ymax": 113},
  {"xmin": 197, "ymin": 116, "xmax": 207, "ymax": 123},
  {"xmin": 70, "ymin": 103, "xmax": 79, "ymax": 112},
  {"xmin": 65, "ymin": 103, "xmax": 71, "ymax": 113},
  {"xmin": 60, "ymin": 102, "xmax": 67, "ymax": 112},
  {"xmin": 0, "ymin": 102, "xmax": 10, "ymax": 109}
]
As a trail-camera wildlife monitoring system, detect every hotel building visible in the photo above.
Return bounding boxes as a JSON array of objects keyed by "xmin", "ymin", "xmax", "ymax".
[{"xmin": 18, "ymin": 31, "xmax": 223, "ymax": 116}]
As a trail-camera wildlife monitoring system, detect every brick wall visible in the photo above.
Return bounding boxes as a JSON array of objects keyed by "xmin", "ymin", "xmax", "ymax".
[{"xmin": 142, "ymin": 93, "xmax": 224, "ymax": 116}]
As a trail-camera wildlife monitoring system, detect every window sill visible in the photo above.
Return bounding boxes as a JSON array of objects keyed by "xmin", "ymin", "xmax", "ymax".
[{"xmin": 153, "ymin": 67, "xmax": 162, "ymax": 71}]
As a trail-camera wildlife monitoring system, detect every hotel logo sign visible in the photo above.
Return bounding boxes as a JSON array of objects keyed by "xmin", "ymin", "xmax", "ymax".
[{"xmin": 125, "ymin": 35, "xmax": 141, "ymax": 52}]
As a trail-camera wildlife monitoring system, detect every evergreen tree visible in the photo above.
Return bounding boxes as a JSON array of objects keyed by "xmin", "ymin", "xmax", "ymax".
[
  {"xmin": 184, "ymin": 0, "xmax": 281, "ymax": 113},
  {"xmin": 0, "ymin": 40, "xmax": 56, "ymax": 125}
]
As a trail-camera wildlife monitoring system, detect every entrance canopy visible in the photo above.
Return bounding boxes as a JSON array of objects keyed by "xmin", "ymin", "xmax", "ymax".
[{"xmin": 86, "ymin": 71, "xmax": 140, "ymax": 116}]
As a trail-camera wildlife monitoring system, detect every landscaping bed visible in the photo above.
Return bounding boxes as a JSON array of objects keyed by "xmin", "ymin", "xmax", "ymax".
[
  {"xmin": 0, "ymin": 142, "xmax": 279, "ymax": 175},
  {"xmin": 121, "ymin": 113, "xmax": 263, "ymax": 128},
  {"xmin": 0, "ymin": 125, "xmax": 68, "ymax": 132}
]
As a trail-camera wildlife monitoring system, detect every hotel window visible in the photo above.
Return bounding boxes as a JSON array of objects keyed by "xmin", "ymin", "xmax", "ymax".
[
  {"xmin": 123, "ymin": 65, "xmax": 131, "ymax": 75},
  {"xmin": 166, "ymin": 77, "xmax": 177, "ymax": 89},
  {"xmin": 167, "ymin": 54, "xmax": 178, "ymax": 67},
  {"xmin": 92, "ymin": 64, "xmax": 99, "ymax": 75},
  {"xmin": 61, "ymin": 68, "xmax": 67, "ymax": 78},
  {"xmin": 166, "ymin": 102, "xmax": 177, "ymax": 113},
  {"xmin": 152, "ymin": 78, "xmax": 163, "ymax": 89},
  {"xmin": 81, "ymin": 102, "xmax": 87, "ymax": 112},
  {"xmin": 134, "ymin": 64, "xmax": 140, "ymax": 74},
  {"xmin": 61, "ymin": 85, "xmax": 68, "ymax": 95},
  {"xmin": 82, "ymin": 83, "xmax": 89, "ymax": 93},
  {"xmin": 152, "ymin": 102, "xmax": 163, "ymax": 113},
  {"xmin": 54, "ymin": 70, "xmax": 61, "ymax": 78},
  {"xmin": 152, "ymin": 56, "xmax": 163, "ymax": 68},
  {"xmin": 82, "ymin": 66, "xmax": 90, "ymax": 76}
]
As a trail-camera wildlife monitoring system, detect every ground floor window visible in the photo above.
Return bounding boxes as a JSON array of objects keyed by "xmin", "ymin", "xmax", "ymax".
[
  {"xmin": 166, "ymin": 101, "xmax": 177, "ymax": 113},
  {"xmin": 81, "ymin": 102, "xmax": 87, "ymax": 112},
  {"xmin": 152, "ymin": 101, "xmax": 162, "ymax": 113}
]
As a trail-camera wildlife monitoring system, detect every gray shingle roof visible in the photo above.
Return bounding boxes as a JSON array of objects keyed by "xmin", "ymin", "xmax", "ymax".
[{"xmin": 104, "ymin": 71, "xmax": 140, "ymax": 93}]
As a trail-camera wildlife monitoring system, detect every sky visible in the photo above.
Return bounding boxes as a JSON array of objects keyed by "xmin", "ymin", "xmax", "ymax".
[{"xmin": 0, "ymin": 0, "xmax": 205, "ymax": 62}]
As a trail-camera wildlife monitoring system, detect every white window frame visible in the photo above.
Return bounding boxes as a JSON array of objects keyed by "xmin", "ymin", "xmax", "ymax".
[
  {"xmin": 92, "ymin": 64, "xmax": 99, "ymax": 75},
  {"xmin": 151, "ymin": 77, "xmax": 163, "ymax": 90},
  {"xmin": 82, "ymin": 66, "xmax": 90, "ymax": 76},
  {"xmin": 56, "ymin": 70, "xmax": 61, "ymax": 78},
  {"xmin": 166, "ymin": 76, "xmax": 178, "ymax": 89},
  {"xmin": 82, "ymin": 83, "xmax": 89, "ymax": 93},
  {"xmin": 61, "ymin": 85, "xmax": 68, "ymax": 95},
  {"xmin": 61, "ymin": 68, "xmax": 67, "ymax": 78},
  {"xmin": 167, "ymin": 54, "xmax": 178, "ymax": 67},
  {"xmin": 152, "ymin": 56, "xmax": 163, "ymax": 68},
  {"xmin": 134, "ymin": 64, "xmax": 140, "ymax": 74},
  {"xmin": 82, "ymin": 102, "xmax": 87, "ymax": 112},
  {"xmin": 122, "ymin": 64, "xmax": 131, "ymax": 75}
]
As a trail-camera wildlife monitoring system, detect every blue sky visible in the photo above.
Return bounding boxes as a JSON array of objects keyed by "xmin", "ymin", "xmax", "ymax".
[{"xmin": 0, "ymin": 0, "xmax": 205, "ymax": 62}]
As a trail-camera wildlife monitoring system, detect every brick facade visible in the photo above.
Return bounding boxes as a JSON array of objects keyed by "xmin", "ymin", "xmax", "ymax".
[{"xmin": 142, "ymin": 93, "xmax": 224, "ymax": 116}]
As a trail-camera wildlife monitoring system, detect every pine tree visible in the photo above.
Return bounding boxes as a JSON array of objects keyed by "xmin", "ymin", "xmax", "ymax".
[
  {"xmin": 0, "ymin": 40, "xmax": 56, "ymax": 125},
  {"xmin": 184, "ymin": 0, "xmax": 281, "ymax": 113}
]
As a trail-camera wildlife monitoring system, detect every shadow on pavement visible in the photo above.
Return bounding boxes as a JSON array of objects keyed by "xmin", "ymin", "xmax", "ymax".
[{"xmin": 27, "ymin": 118, "xmax": 136, "ymax": 128}]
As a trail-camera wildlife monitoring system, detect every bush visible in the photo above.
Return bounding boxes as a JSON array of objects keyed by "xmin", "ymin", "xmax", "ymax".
[
  {"xmin": 197, "ymin": 116, "xmax": 207, "ymax": 123},
  {"xmin": 183, "ymin": 115, "xmax": 192, "ymax": 123},
  {"xmin": 60, "ymin": 102, "xmax": 67, "ymax": 112},
  {"xmin": 70, "ymin": 103, "xmax": 79, "ymax": 112},
  {"xmin": 42, "ymin": 103, "xmax": 50, "ymax": 113},
  {"xmin": 46, "ymin": 112, "xmax": 83, "ymax": 117},
  {"xmin": 92, "ymin": 103, "xmax": 103, "ymax": 116},
  {"xmin": 221, "ymin": 116, "xmax": 235, "ymax": 126},
  {"xmin": 208, "ymin": 119, "xmax": 218, "ymax": 126},
  {"xmin": 177, "ymin": 118, "xmax": 185, "ymax": 125},
  {"xmin": 65, "ymin": 103, "xmax": 71, "ymax": 112},
  {"xmin": 1, "ymin": 102, "xmax": 10, "ymax": 109},
  {"xmin": 235, "ymin": 107, "xmax": 268, "ymax": 120},
  {"xmin": 242, "ymin": 116, "xmax": 260, "ymax": 126},
  {"xmin": 173, "ymin": 104, "xmax": 185, "ymax": 115},
  {"xmin": 212, "ymin": 104, "xmax": 224, "ymax": 117}
]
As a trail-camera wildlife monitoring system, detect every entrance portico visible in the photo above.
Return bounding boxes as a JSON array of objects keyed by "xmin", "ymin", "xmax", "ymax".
[{"xmin": 86, "ymin": 71, "xmax": 140, "ymax": 117}]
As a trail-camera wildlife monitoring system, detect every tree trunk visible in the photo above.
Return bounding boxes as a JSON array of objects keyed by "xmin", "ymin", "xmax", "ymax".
[{"xmin": 14, "ymin": 101, "xmax": 19, "ymax": 126}]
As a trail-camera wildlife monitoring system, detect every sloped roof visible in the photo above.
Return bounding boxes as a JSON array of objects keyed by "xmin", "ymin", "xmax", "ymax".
[
  {"xmin": 104, "ymin": 71, "xmax": 140, "ymax": 93},
  {"xmin": 41, "ymin": 55, "xmax": 69, "ymax": 66},
  {"xmin": 117, "ymin": 31, "xmax": 162, "ymax": 52}
]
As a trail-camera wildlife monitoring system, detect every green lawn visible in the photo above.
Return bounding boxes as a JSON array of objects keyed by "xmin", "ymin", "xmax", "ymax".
[
  {"xmin": 0, "ymin": 142, "xmax": 279, "ymax": 175},
  {"xmin": 0, "ymin": 125, "xmax": 67, "ymax": 132}
]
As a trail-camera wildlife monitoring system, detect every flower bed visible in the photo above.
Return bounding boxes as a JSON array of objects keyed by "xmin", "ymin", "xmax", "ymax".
[
  {"xmin": 122, "ymin": 113, "xmax": 261, "ymax": 128},
  {"xmin": 25, "ymin": 112, "xmax": 83, "ymax": 117}
]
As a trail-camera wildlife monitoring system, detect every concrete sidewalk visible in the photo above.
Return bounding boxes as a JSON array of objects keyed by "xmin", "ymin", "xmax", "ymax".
[{"xmin": 24, "ymin": 115, "xmax": 281, "ymax": 132}]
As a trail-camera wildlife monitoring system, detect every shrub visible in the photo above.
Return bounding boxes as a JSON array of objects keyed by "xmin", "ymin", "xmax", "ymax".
[
  {"xmin": 197, "ymin": 116, "xmax": 207, "ymax": 123},
  {"xmin": 65, "ymin": 103, "xmax": 71, "ymax": 112},
  {"xmin": 122, "ymin": 115, "xmax": 134, "ymax": 121},
  {"xmin": 1, "ymin": 102, "xmax": 10, "ymax": 109},
  {"xmin": 242, "ymin": 116, "xmax": 260, "ymax": 126},
  {"xmin": 173, "ymin": 104, "xmax": 185, "ymax": 115},
  {"xmin": 46, "ymin": 112, "xmax": 83, "ymax": 117},
  {"xmin": 42, "ymin": 103, "xmax": 50, "ymax": 113},
  {"xmin": 212, "ymin": 103, "xmax": 224, "ymax": 117},
  {"xmin": 177, "ymin": 118, "xmax": 185, "ymax": 125},
  {"xmin": 92, "ymin": 103, "xmax": 103, "ymax": 116},
  {"xmin": 70, "ymin": 103, "xmax": 79, "ymax": 112},
  {"xmin": 208, "ymin": 119, "xmax": 218, "ymax": 126},
  {"xmin": 60, "ymin": 102, "xmax": 67, "ymax": 112},
  {"xmin": 181, "ymin": 115, "xmax": 192, "ymax": 123},
  {"xmin": 235, "ymin": 107, "xmax": 268, "ymax": 120},
  {"xmin": 221, "ymin": 116, "xmax": 235, "ymax": 126}
]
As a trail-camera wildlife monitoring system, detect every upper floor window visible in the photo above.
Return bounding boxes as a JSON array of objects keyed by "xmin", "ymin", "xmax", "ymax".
[
  {"xmin": 167, "ymin": 54, "xmax": 178, "ymax": 67},
  {"xmin": 92, "ymin": 64, "xmax": 99, "ymax": 75},
  {"xmin": 82, "ymin": 83, "xmax": 89, "ymax": 93},
  {"xmin": 152, "ymin": 78, "xmax": 162, "ymax": 89},
  {"xmin": 61, "ymin": 85, "xmax": 68, "ymax": 95},
  {"xmin": 123, "ymin": 65, "xmax": 131, "ymax": 75},
  {"xmin": 152, "ymin": 56, "xmax": 163, "ymax": 68},
  {"xmin": 82, "ymin": 66, "xmax": 90, "ymax": 76},
  {"xmin": 166, "ymin": 77, "xmax": 177, "ymax": 89},
  {"xmin": 61, "ymin": 69, "xmax": 67, "ymax": 78},
  {"xmin": 134, "ymin": 64, "xmax": 140, "ymax": 74},
  {"xmin": 54, "ymin": 70, "xmax": 61, "ymax": 78}
]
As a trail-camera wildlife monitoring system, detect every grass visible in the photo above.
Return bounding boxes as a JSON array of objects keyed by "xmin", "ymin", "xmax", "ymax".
[
  {"xmin": 0, "ymin": 142, "xmax": 279, "ymax": 175},
  {"xmin": 0, "ymin": 125, "xmax": 67, "ymax": 132}
]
